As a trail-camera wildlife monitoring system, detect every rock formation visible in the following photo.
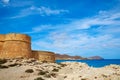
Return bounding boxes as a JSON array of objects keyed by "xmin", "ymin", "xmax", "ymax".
[{"xmin": 0, "ymin": 33, "xmax": 55, "ymax": 62}]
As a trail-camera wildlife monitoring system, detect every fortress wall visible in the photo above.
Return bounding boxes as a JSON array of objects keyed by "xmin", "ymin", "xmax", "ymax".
[
  {"xmin": 1, "ymin": 33, "xmax": 32, "ymax": 59},
  {"xmin": 32, "ymin": 50, "xmax": 55, "ymax": 62},
  {"xmin": 4, "ymin": 33, "xmax": 31, "ymax": 43},
  {"xmin": 0, "ymin": 33, "xmax": 55, "ymax": 63},
  {"xmin": 0, "ymin": 34, "xmax": 5, "ymax": 58},
  {"xmin": 0, "ymin": 34, "xmax": 5, "ymax": 51}
]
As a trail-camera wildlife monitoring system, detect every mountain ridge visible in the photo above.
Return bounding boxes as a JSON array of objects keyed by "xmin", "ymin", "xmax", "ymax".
[{"xmin": 55, "ymin": 53, "xmax": 104, "ymax": 60}]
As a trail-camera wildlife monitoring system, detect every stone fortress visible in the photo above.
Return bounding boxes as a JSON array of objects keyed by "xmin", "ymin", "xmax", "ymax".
[{"xmin": 0, "ymin": 33, "xmax": 55, "ymax": 62}]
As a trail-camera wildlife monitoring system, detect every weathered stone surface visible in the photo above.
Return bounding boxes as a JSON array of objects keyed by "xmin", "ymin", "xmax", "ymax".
[
  {"xmin": 1, "ymin": 33, "xmax": 31, "ymax": 59},
  {"xmin": 32, "ymin": 50, "xmax": 55, "ymax": 63},
  {"xmin": 0, "ymin": 34, "xmax": 5, "ymax": 56},
  {"xmin": 0, "ymin": 33, "xmax": 55, "ymax": 63},
  {"xmin": 4, "ymin": 33, "xmax": 31, "ymax": 43}
]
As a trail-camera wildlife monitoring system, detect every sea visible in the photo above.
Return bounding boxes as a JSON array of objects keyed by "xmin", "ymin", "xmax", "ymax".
[{"xmin": 56, "ymin": 59, "xmax": 120, "ymax": 67}]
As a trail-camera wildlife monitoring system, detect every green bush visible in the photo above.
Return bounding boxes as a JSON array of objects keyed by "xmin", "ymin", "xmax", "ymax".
[
  {"xmin": 25, "ymin": 69, "xmax": 34, "ymax": 73},
  {"xmin": 34, "ymin": 77, "xmax": 44, "ymax": 80}
]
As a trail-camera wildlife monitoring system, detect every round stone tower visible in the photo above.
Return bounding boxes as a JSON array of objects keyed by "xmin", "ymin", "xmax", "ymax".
[
  {"xmin": 1, "ymin": 33, "xmax": 32, "ymax": 59},
  {"xmin": 32, "ymin": 50, "xmax": 55, "ymax": 63},
  {"xmin": 0, "ymin": 34, "xmax": 5, "ymax": 58}
]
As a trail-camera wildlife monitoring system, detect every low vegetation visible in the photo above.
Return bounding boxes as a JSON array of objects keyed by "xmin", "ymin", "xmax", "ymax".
[
  {"xmin": 8, "ymin": 63, "xmax": 19, "ymax": 67},
  {"xmin": 0, "ymin": 59, "xmax": 7, "ymax": 64},
  {"xmin": 0, "ymin": 65, "xmax": 9, "ymax": 69},
  {"xmin": 44, "ymin": 74, "xmax": 51, "ymax": 78},
  {"xmin": 38, "ymin": 71, "xmax": 48, "ymax": 75},
  {"xmin": 25, "ymin": 69, "xmax": 34, "ymax": 73},
  {"xmin": 58, "ymin": 63, "xmax": 67, "ymax": 67},
  {"xmin": 34, "ymin": 77, "xmax": 44, "ymax": 80},
  {"xmin": 52, "ymin": 68, "xmax": 59, "ymax": 72},
  {"xmin": 81, "ymin": 78, "xmax": 87, "ymax": 80}
]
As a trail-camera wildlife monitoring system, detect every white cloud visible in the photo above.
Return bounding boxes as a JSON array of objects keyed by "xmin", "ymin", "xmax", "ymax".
[
  {"xmin": 34, "ymin": 6, "xmax": 68, "ymax": 16},
  {"xmin": 2, "ymin": 0, "xmax": 9, "ymax": 4},
  {"xmin": 23, "ymin": 25, "xmax": 54, "ymax": 34},
  {"xmin": 32, "ymin": 9, "xmax": 120, "ymax": 55},
  {"xmin": 28, "ymin": 10, "xmax": 120, "ymax": 34},
  {"xmin": 33, "ymin": 32, "xmax": 120, "ymax": 54},
  {"xmin": 11, "ymin": 6, "xmax": 68, "ymax": 18}
]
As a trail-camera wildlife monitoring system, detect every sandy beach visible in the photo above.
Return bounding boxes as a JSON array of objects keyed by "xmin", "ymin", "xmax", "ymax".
[{"xmin": 0, "ymin": 58, "xmax": 120, "ymax": 80}]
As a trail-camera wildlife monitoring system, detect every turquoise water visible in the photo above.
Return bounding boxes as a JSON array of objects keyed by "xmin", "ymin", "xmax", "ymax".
[{"xmin": 56, "ymin": 59, "xmax": 120, "ymax": 67}]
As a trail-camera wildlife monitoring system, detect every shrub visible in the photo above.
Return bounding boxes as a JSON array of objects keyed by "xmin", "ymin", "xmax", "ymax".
[
  {"xmin": 0, "ymin": 65, "xmax": 9, "ymax": 69},
  {"xmin": 94, "ymin": 76, "xmax": 97, "ymax": 79},
  {"xmin": 102, "ymin": 74, "xmax": 107, "ymax": 78},
  {"xmin": 64, "ymin": 76, "xmax": 67, "ymax": 78},
  {"xmin": 50, "ymin": 73, "xmax": 57, "ymax": 78},
  {"xmin": 81, "ymin": 78, "xmax": 87, "ymax": 80},
  {"xmin": 38, "ymin": 71, "xmax": 48, "ymax": 75},
  {"xmin": 52, "ymin": 68, "xmax": 59, "ymax": 72},
  {"xmin": 59, "ymin": 63, "xmax": 67, "ymax": 67},
  {"xmin": 8, "ymin": 63, "xmax": 19, "ymax": 67},
  {"xmin": 0, "ymin": 59, "xmax": 7, "ymax": 64},
  {"xmin": 44, "ymin": 74, "xmax": 51, "ymax": 78},
  {"xmin": 25, "ymin": 69, "xmax": 34, "ymax": 73},
  {"xmin": 57, "ymin": 67, "xmax": 61, "ymax": 69},
  {"xmin": 34, "ymin": 77, "xmax": 44, "ymax": 80},
  {"xmin": 42, "ymin": 60, "xmax": 47, "ymax": 63}
]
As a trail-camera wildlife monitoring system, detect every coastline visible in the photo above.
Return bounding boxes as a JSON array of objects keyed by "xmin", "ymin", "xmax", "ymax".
[
  {"xmin": 0, "ymin": 58, "xmax": 120, "ymax": 80},
  {"xmin": 56, "ymin": 59, "xmax": 120, "ymax": 67}
]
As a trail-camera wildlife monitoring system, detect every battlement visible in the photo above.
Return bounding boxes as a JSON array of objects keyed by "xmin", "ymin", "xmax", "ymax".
[
  {"xmin": 0, "ymin": 33, "xmax": 55, "ymax": 62},
  {"xmin": 5, "ymin": 33, "xmax": 31, "ymax": 43}
]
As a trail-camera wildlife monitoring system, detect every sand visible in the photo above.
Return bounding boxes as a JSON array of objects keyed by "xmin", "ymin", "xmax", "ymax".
[{"xmin": 0, "ymin": 58, "xmax": 120, "ymax": 80}]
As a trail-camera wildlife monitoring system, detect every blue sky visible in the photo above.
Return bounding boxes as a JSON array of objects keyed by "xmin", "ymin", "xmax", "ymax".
[{"xmin": 0, "ymin": 0, "xmax": 120, "ymax": 59}]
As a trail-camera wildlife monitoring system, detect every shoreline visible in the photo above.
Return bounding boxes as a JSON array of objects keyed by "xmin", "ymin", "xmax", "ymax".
[
  {"xmin": 0, "ymin": 58, "xmax": 120, "ymax": 80},
  {"xmin": 56, "ymin": 59, "xmax": 120, "ymax": 67}
]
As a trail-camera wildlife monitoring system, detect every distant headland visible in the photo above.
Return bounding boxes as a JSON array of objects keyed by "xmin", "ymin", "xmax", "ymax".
[{"xmin": 55, "ymin": 54, "xmax": 104, "ymax": 60}]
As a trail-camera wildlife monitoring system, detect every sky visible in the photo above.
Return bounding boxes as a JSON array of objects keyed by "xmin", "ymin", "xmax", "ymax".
[{"xmin": 0, "ymin": 0, "xmax": 120, "ymax": 59}]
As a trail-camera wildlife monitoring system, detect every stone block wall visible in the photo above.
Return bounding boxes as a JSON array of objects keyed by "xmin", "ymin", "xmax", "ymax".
[
  {"xmin": 1, "ymin": 33, "xmax": 31, "ymax": 59},
  {"xmin": 32, "ymin": 50, "xmax": 55, "ymax": 63},
  {"xmin": 0, "ymin": 33, "xmax": 55, "ymax": 62},
  {"xmin": 0, "ymin": 34, "xmax": 5, "ymax": 59}
]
